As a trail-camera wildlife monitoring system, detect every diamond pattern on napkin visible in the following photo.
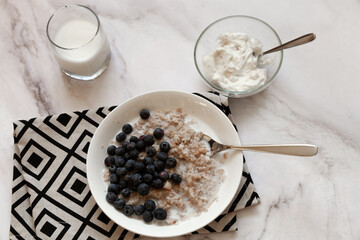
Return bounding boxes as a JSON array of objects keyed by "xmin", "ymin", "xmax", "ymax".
[{"xmin": 10, "ymin": 92, "xmax": 260, "ymax": 240}]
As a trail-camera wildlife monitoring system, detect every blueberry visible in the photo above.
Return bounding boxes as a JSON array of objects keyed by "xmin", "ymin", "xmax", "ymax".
[
  {"xmin": 107, "ymin": 145, "xmax": 117, "ymax": 155},
  {"xmin": 140, "ymin": 109, "xmax": 150, "ymax": 119},
  {"xmin": 142, "ymin": 211, "xmax": 153, "ymax": 223},
  {"xmin": 130, "ymin": 136, "xmax": 139, "ymax": 143},
  {"xmin": 123, "ymin": 204, "xmax": 134, "ymax": 216},
  {"xmin": 145, "ymin": 164, "xmax": 155, "ymax": 175},
  {"xmin": 124, "ymin": 174, "xmax": 133, "ymax": 184},
  {"xmin": 118, "ymin": 179, "xmax": 128, "ymax": 189},
  {"xmin": 123, "ymin": 152, "xmax": 130, "ymax": 160},
  {"xmin": 124, "ymin": 159, "xmax": 136, "ymax": 171},
  {"xmin": 166, "ymin": 157, "xmax": 177, "ymax": 168},
  {"xmin": 115, "ymin": 156, "xmax": 126, "ymax": 167},
  {"xmin": 106, "ymin": 192, "xmax": 116, "ymax": 203},
  {"xmin": 134, "ymin": 204, "xmax": 145, "ymax": 216},
  {"xmin": 109, "ymin": 173, "xmax": 118, "ymax": 184},
  {"xmin": 134, "ymin": 162, "xmax": 145, "ymax": 173},
  {"xmin": 104, "ymin": 156, "xmax": 115, "ymax": 167},
  {"xmin": 154, "ymin": 161, "xmax": 165, "ymax": 172},
  {"xmin": 143, "ymin": 156, "xmax": 154, "ymax": 165},
  {"xmin": 153, "ymin": 171, "xmax": 159, "ymax": 179},
  {"xmin": 115, "ymin": 147, "xmax": 126, "ymax": 156},
  {"xmin": 144, "ymin": 200, "xmax": 156, "ymax": 211},
  {"xmin": 146, "ymin": 146, "xmax": 156, "ymax": 157},
  {"xmin": 154, "ymin": 208, "xmax": 167, "ymax": 220},
  {"xmin": 153, "ymin": 128, "xmax": 164, "ymax": 139},
  {"xmin": 116, "ymin": 132, "xmax": 127, "ymax": 143},
  {"xmin": 127, "ymin": 142, "xmax": 136, "ymax": 151},
  {"xmin": 114, "ymin": 198, "xmax": 126, "ymax": 210},
  {"xmin": 139, "ymin": 135, "xmax": 146, "ymax": 141},
  {"xmin": 129, "ymin": 149, "xmax": 139, "ymax": 160},
  {"xmin": 122, "ymin": 124, "xmax": 133, "ymax": 134},
  {"xmin": 121, "ymin": 188, "xmax": 131, "ymax": 198},
  {"xmin": 157, "ymin": 152, "xmax": 168, "ymax": 162},
  {"xmin": 108, "ymin": 183, "xmax": 120, "ymax": 194},
  {"xmin": 159, "ymin": 141, "xmax": 170, "ymax": 152},
  {"xmin": 108, "ymin": 165, "xmax": 116, "ymax": 173},
  {"xmin": 143, "ymin": 174, "xmax": 153, "ymax": 184},
  {"xmin": 144, "ymin": 135, "xmax": 155, "ymax": 146},
  {"xmin": 159, "ymin": 170, "xmax": 170, "ymax": 181},
  {"xmin": 171, "ymin": 173, "xmax": 182, "ymax": 184},
  {"xmin": 116, "ymin": 167, "xmax": 127, "ymax": 177},
  {"xmin": 152, "ymin": 179, "xmax": 164, "ymax": 189},
  {"xmin": 131, "ymin": 173, "xmax": 143, "ymax": 185},
  {"xmin": 122, "ymin": 141, "xmax": 130, "ymax": 149},
  {"xmin": 135, "ymin": 140, "xmax": 146, "ymax": 151},
  {"xmin": 137, "ymin": 183, "xmax": 150, "ymax": 196}
]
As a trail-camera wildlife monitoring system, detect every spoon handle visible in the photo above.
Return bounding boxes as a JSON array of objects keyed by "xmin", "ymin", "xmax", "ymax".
[
  {"xmin": 228, "ymin": 144, "xmax": 318, "ymax": 156},
  {"xmin": 262, "ymin": 33, "xmax": 316, "ymax": 56}
]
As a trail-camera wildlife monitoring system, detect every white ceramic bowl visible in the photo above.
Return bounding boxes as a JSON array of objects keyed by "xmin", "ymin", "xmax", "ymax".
[{"xmin": 87, "ymin": 91, "xmax": 243, "ymax": 238}]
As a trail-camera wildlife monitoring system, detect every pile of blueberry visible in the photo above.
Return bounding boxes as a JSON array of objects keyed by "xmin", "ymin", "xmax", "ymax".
[{"xmin": 104, "ymin": 109, "xmax": 182, "ymax": 223}]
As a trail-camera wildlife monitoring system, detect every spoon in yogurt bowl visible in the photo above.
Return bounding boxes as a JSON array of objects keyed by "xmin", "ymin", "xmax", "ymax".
[
  {"xmin": 255, "ymin": 33, "xmax": 316, "ymax": 58},
  {"xmin": 202, "ymin": 133, "xmax": 318, "ymax": 157}
]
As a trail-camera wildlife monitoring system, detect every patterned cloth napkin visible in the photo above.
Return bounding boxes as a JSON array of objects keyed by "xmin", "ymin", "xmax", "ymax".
[{"xmin": 10, "ymin": 92, "xmax": 260, "ymax": 240}]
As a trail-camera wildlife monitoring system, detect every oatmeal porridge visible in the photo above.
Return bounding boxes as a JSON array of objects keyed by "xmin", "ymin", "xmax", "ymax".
[{"xmin": 103, "ymin": 108, "xmax": 225, "ymax": 224}]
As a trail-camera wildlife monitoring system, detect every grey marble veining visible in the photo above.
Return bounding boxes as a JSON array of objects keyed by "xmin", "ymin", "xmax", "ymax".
[{"xmin": 1, "ymin": 0, "xmax": 360, "ymax": 239}]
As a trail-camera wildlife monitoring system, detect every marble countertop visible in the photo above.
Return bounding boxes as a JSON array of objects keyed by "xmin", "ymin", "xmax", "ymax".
[{"xmin": 1, "ymin": 0, "xmax": 360, "ymax": 239}]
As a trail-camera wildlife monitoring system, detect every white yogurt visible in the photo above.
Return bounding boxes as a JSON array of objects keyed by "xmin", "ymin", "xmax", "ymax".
[
  {"xmin": 203, "ymin": 32, "xmax": 271, "ymax": 92},
  {"xmin": 53, "ymin": 20, "xmax": 110, "ymax": 76}
]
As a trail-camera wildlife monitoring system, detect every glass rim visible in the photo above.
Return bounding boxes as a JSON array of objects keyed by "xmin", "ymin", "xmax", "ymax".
[
  {"xmin": 46, "ymin": 4, "xmax": 101, "ymax": 50},
  {"xmin": 194, "ymin": 15, "xmax": 284, "ymax": 96}
]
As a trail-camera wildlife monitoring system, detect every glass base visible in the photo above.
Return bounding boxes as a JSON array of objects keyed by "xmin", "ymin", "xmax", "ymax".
[{"xmin": 61, "ymin": 52, "xmax": 111, "ymax": 81}]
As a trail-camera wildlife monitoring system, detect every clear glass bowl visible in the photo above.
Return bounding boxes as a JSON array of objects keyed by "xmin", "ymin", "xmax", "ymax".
[{"xmin": 194, "ymin": 15, "xmax": 283, "ymax": 98}]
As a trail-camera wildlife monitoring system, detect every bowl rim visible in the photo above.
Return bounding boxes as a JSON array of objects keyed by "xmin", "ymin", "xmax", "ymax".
[{"xmin": 194, "ymin": 15, "xmax": 284, "ymax": 96}]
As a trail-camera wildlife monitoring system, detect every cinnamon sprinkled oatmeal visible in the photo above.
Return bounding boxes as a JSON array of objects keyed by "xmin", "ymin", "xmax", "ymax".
[{"xmin": 105, "ymin": 108, "xmax": 225, "ymax": 224}]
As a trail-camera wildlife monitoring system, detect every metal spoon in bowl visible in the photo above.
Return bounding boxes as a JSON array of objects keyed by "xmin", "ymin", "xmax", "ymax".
[
  {"xmin": 255, "ymin": 33, "xmax": 316, "ymax": 58},
  {"xmin": 203, "ymin": 133, "xmax": 318, "ymax": 157}
]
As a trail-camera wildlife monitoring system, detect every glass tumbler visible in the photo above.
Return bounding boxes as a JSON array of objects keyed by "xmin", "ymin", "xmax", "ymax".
[{"xmin": 46, "ymin": 5, "xmax": 111, "ymax": 80}]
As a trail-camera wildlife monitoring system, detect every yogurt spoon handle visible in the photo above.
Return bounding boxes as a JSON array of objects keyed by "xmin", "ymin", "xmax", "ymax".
[{"xmin": 262, "ymin": 33, "xmax": 316, "ymax": 56}]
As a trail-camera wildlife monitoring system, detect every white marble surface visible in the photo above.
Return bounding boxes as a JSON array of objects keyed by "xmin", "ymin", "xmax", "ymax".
[{"xmin": 1, "ymin": 0, "xmax": 360, "ymax": 239}]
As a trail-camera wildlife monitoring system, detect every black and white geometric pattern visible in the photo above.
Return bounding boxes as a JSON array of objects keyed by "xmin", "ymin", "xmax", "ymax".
[{"xmin": 10, "ymin": 92, "xmax": 260, "ymax": 239}]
